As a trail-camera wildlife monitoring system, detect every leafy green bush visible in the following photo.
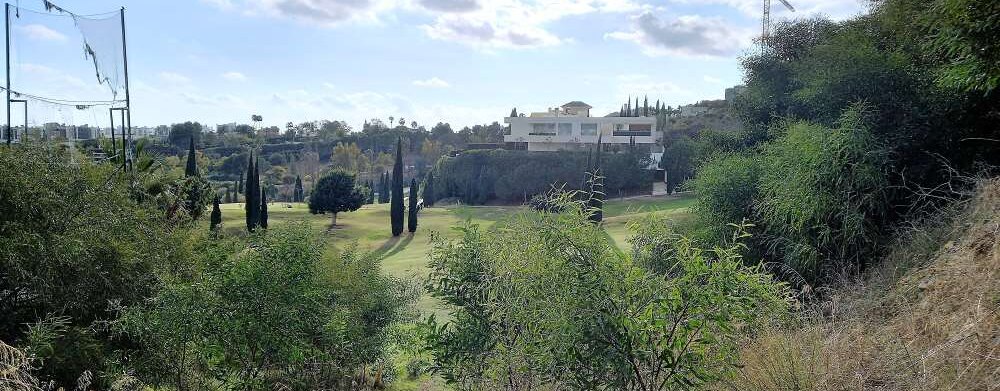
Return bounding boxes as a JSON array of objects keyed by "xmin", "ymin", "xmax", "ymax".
[
  {"xmin": 120, "ymin": 224, "xmax": 414, "ymax": 389},
  {"xmin": 690, "ymin": 152, "xmax": 762, "ymax": 243},
  {"xmin": 424, "ymin": 202, "xmax": 788, "ymax": 390},
  {"xmin": 756, "ymin": 107, "xmax": 890, "ymax": 283},
  {"xmin": 0, "ymin": 146, "xmax": 182, "ymax": 387}
]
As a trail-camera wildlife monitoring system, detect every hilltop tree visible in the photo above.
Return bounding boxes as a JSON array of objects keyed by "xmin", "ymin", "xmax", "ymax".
[
  {"xmin": 309, "ymin": 170, "xmax": 366, "ymax": 226},
  {"xmin": 210, "ymin": 196, "xmax": 222, "ymax": 231},
  {"xmin": 423, "ymin": 171, "xmax": 435, "ymax": 207},
  {"xmin": 643, "ymin": 95, "xmax": 649, "ymax": 116},
  {"xmin": 185, "ymin": 136, "xmax": 198, "ymax": 177},
  {"xmin": 408, "ymin": 178, "xmax": 418, "ymax": 233},
  {"xmin": 510, "ymin": 108, "xmax": 518, "ymax": 117},
  {"xmin": 390, "ymin": 137, "xmax": 404, "ymax": 236}
]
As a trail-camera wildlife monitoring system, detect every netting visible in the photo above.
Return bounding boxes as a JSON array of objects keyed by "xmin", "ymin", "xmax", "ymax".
[
  {"xmin": 4, "ymin": 1, "xmax": 127, "ymax": 145},
  {"xmin": 8, "ymin": 1, "xmax": 125, "ymax": 99}
]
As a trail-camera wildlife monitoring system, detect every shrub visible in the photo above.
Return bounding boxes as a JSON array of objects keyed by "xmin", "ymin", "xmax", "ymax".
[
  {"xmin": 424, "ymin": 201, "xmax": 788, "ymax": 390},
  {"xmin": 0, "ymin": 146, "xmax": 179, "ymax": 387},
  {"xmin": 120, "ymin": 224, "xmax": 414, "ymax": 389},
  {"xmin": 756, "ymin": 107, "xmax": 890, "ymax": 283}
]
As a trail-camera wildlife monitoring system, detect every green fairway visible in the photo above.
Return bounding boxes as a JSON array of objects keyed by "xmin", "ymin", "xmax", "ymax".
[
  {"xmin": 220, "ymin": 193, "xmax": 696, "ymax": 304},
  {"xmin": 219, "ymin": 194, "xmax": 696, "ymax": 390}
]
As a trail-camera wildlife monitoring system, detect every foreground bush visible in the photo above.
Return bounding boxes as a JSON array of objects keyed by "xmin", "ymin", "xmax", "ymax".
[
  {"xmin": 0, "ymin": 146, "xmax": 182, "ymax": 387},
  {"xmin": 691, "ymin": 106, "xmax": 891, "ymax": 286},
  {"xmin": 424, "ymin": 201, "xmax": 788, "ymax": 390},
  {"xmin": 119, "ymin": 223, "xmax": 414, "ymax": 389}
]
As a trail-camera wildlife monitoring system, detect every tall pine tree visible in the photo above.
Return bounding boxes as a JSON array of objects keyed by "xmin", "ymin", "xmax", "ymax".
[
  {"xmin": 408, "ymin": 178, "xmax": 418, "ymax": 233},
  {"xmin": 185, "ymin": 136, "xmax": 198, "ymax": 177},
  {"xmin": 210, "ymin": 196, "xmax": 222, "ymax": 231},
  {"xmin": 244, "ymin": 153, "xmax": 257, "ymax": 231},
  {"xmin": 390, "ymin": 138, "xmax": 404, "ymax": 236},
  {"xmin": 260, "ymin": 187, "xmax": 268, "ymax": 229},
  {"xmin": 423, "ymin": 171, "xmax": 435, "ymax": 207}
]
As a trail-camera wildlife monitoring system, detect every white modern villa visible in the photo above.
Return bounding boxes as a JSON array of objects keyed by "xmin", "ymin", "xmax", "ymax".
[{"xmin": 503, "ymin": 101, "xmax": 662, "ymax": 153}]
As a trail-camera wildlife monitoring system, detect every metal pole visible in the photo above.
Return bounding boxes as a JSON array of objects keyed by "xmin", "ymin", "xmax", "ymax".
[
  {"xmin": 6, "ymin": 3, "xmax": 11, "ymax": 145},
  {"xmin": 119, "ymin": 109, "xmax": 125, "ymax": 170},
  {"xmin": 119, "ymin": 7, "xmax": 132, "ymax": 169},
  {"xmin": 109, "ymin": 107, "xmax": 116, "ymax": 157}
]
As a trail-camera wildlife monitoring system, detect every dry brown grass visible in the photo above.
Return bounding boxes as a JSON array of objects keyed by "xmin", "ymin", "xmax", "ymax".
[{"xmin": 724, "ymin": 179, "xmax": 1000, "ymax": 391}]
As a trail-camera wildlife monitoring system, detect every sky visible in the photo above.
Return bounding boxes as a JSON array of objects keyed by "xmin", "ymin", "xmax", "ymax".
[{"xmin": 5, "ymin": 0, "xmax": 869, "ymax": 130}]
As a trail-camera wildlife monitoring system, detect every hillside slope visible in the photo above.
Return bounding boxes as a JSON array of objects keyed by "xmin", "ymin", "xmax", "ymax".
[{"xmin": 729, "ymin": 179, "xmax": 1000, "ymax": 390}]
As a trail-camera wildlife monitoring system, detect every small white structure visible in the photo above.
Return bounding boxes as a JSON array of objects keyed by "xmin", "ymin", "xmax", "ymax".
[{"xmin": 504, "ymin": 101, "xmax": 662, "ymax": 153}]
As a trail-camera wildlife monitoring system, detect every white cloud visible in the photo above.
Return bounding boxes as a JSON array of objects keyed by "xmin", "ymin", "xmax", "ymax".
[
  {"xmin": 667, "ymin": 0, "xmax": 867, "ymax": 21},
  {"xmin": 615, "ymin": 73, "xmax": 693, "ymax": 103},
  {"xmin": 420, "ymin": 0, "xmax": 642, "ymax": 49},
  {"xmin": 159, "ymin": 72, "xmax": 192, "ymax": 84},
  {"xmin": 606, "ymin": 12, "xmax": 753, "ymax": 57},
  {"xmin": 412, "ymin": 77, "xmax": 451, "ymax": 88},
  {"xmin": 207, "ymin": 0, "xmax": 641, "ymax": 50},
  {"xmin": 222, "ymin": 71, "xmax": 248, "ymax": 81},
  {"xmin": 15, "ymin": 24, "xmax": 68, "ymax": 42},
  {"xmin": 417, "ymin": 0, "xmax": 480, "ymax": 13},
  {"xmin": 203, "ymin": 0, "xmax": 399, "ymax": 26},
  {"xmin": 703, "ymin": 75, "xmax": 723, "ymax": 84}
]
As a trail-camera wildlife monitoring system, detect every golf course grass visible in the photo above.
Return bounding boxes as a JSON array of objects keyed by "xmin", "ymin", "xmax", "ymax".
[{"xmin": 218, "ymin": 193, "xmax": 695, "ymax": 390}]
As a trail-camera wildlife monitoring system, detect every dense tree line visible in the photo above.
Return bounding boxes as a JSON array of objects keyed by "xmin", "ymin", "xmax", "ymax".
[{"xmin": 431, "ymin": 149, "xmax": 651, "ymax": 205}]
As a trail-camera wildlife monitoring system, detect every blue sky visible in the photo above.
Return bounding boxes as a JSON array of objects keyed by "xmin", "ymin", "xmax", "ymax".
[{"xmin": 6, "ymin": 0, "xmax": 867, "ymax": 129}]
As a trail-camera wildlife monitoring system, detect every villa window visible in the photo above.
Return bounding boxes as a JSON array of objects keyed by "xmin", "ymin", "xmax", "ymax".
[
  {"xmin": 531, "ymin": 123, "xmax": 556, "ymax": 135},
  {"xmin": 558, "ymin": 123, "xmax": 572, "ymax": 136},
  {"xmin": 580, "ymin": 123, "xmax": 598, "ymax": 136}
]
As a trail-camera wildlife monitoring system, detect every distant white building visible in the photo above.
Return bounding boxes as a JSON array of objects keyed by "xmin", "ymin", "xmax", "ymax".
[
  {"xmin": 677, "ymin": 104, "xmax": 709, "ymax": 117},
  {"xmin": 504, "ymin": 101, "xmax": 662, "ymax": 153}
]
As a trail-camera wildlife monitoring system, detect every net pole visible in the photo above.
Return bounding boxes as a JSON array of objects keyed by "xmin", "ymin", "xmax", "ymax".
[
  {"xmin": 120, "ymin": 7, "xmax": 132, "ymax": 169},
  {"xmin": 109, "ymin": 107, "xmax": 116, "ymax": 157},
  {"xmin": 5, "ymin": 3, "xmax": 11, "ymax": 145}
]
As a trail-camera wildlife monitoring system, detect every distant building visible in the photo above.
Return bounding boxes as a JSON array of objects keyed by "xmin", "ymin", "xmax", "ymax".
[
  {"xmin": 725, "ymin": 85, "xmax": 747, "ymax": 103},
  {"xmin": 504, "ymin": 101, "xmax": 662, "ymax": 153},
  {"xmin": 677, "ymin": 105, "xmax": 709, "ymax": 117}
]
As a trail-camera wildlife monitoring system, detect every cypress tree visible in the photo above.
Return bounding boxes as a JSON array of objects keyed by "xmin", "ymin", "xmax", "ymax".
[
  {"xmin": 238, "ymin": 172, "xmax": 244, "ymax": 194},
  {"xmin": 382, "ymin": 171, "xmax": 391, "ymax": 203},
  {"xmin": 210, "ymin": 196, "xmax": 222, "ymax": 231},
  {"xmin": 224, "ymin": 186, "xmax": 232, "ymax": 204},
  {"xmin": 294, "ymin": 175, "xmax": 304, "ymax": 202},
  {"xmin": 376, "ymin": 173, "xmax": 384, "ymax": 203},
  {"xmin": 408, "ymin": 178, "xmax": 418, "ymax": 233},
  {"xmin": 185, "ymin": 136, "xmax": 198, "ymax": 177},
  {"xmin": 643, "ymin": 95, "xmax": 649, "ymax": 116},
  {"xmin": 259, "ymin": 187, "xmax": 268, "ymax": 229},
  {"xmin": 244, "ymin": 154, "xmax": 256, "ymax": 232},
  {"xmin": 510, "ymin": 107, "xmax": 517, "ymax": 117},
  {"xmin": 634, "ymin": 97, "xmax": 640, "ymax": 117},
  {"xmin": 368, "ymin": 180, "xmax": 376, "ymax": 204},
  {"xmin": 390, "ymin": 137, "xmax": 404, "ymax": 236},
  {"xmin": 423, "ymin": 171, "xmax": 435, "ymax": 207}
]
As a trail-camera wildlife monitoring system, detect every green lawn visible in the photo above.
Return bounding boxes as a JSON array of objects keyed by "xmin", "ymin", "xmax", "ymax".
[
  {"xmin": 219, "ymin": 194, "xmax": 695, "ymax": 390},
  {"xmin": 220, "ymin": 194, "xmax": 695, "ymax": 311}
]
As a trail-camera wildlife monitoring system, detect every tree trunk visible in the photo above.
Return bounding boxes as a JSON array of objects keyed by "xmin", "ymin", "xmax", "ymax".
[{"xmin": 331, "ymin": 213, "xmax": 338, "ymax": 226}]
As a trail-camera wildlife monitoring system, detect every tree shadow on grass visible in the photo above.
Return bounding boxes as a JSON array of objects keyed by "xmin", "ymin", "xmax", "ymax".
[{"xmin": 375, "ymin": 234, "xmax": 414, "ymax": 259}]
